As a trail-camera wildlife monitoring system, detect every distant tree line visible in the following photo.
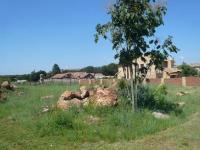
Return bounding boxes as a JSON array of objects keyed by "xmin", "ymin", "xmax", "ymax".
[
  {"xmin": 82, "ymin": 63, "xmax": 118, "ymax": 76},
  {"xmin": 62, "ymin": 63, "xmax": 118, "ymax": 76},
  {"xmin": 178, "ymin": 63, "xmax": 199, "ymax": 77},
  {"xmin": 0, "ymin": 63, "xmax": 118, "ymax": 82}
]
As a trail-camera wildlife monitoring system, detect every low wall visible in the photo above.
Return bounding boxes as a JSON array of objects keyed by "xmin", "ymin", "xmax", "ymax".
[
  {"xmin": 186, "ymin": 77, "xmax": 200, "ymax": 86},
  {"xmin": 165, "ymin": 78, "xmax": 182, "ymax": 86},
  {"xmin": 79, "ymin": 79, "xmax": 115, "ymax": 86},
  {"xmin": 148, "ymin": 77, "xmax": 200, "ymax": 86},
  {"xmin": 44, "ymin": 77, "xmax": 200, "ymax": 87},
  {"xmin": 149, "ymin": 79, "xmax": 162, "ymax": 85}
]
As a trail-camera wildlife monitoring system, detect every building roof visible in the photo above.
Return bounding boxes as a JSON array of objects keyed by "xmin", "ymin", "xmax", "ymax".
[
  {"xmin": 164, "ymin": 68, "xmax": 182, "ymax": 74},
  {"xmin": 190, "ymin": 63, "xmax": 200, "ymax": 67},
  {"xmin": 51, "ymin": 73, "xmax": 68, "ymax": 79},
  {"xmin": 51, "ymin": 72, "xmax": 94, "ymax": 79}
]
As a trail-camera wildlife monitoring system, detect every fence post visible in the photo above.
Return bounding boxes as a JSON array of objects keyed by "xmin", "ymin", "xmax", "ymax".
[
  {"xmin": 182, "ymin": 77, "xmax": 186, "ymax": 87},
  {"xmin": 100, "ymin": 79, "xmax": 103, "ymax": 85},
  {"xmin": 89, "ymin": 79, "xmax": 92, "ymax": 85},
  {"xmin": 161, "ymin": 78, "xmax": 165, "ymax": 84},
  {"xmin": 79, "ymin": 79, "xmax": 81, "ymax": 85}
]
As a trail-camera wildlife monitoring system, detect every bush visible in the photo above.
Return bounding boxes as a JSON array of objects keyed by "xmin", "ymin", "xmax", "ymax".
[
  {"xmin": 139, "ymin": 84, "xmax": 181, "ymax": 113},
  {"xmin": 137, "ymin": 85, "xmax": 155, "ymax": 109},
  {"xmin": 118, "ymin": 83, "xmax": 181, "ymax": 114},
  {"xmin": 117, "ymin": 80, "xmax": 131, "ymax": 106}
]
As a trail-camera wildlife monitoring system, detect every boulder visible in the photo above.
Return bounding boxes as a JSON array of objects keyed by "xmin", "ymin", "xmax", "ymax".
[
  {"xmin": 88, "ymin": 89, "xmax": 96, "ymax": 97},
  {"xmin": 82, "ymin": 98, "xmax": 90, "ymax": 106},
  {"xmin": 91, "ymin": 88, "xmax": 117, "ymax": 107},
  {"xmin": 69, "ymin": 98, "xmax": 83, "ymax": 107},
  {"xmin": 57, "ymin": 98, "xmax": 83, "ymax": 110},
  {"xmin": 60, "ymin": 91, "xmax": 76, "ymax": 100},
  {"xmin": 57, "ymin": 86, "xmax": 118, "ymax": 110},
  {"xmin": 59, "ymin": 90, "xmax": 88, "ymax": 101},
  {"xmin": 0, "ymin": 90, "xmax": 2, "ymax": 100},
  {"xmin": 57, "ymin": 99, "xmax": 69, "ymax": 110},
  {"xmin": 152, "ymin": 112, "xmax": 169, "ymax": 119},
  {"xmin": 1, "ymin": 81, "xmax": 14, "ymax": 90},
  {"xmin": 0, "ymin": 90, "xmax": 6, "ymax": 102},
  {"xmin": 81, "ymin": 90, "xmax": 89, "ymax": 99},
  {"xmin": 74, "ymin": 91, "xmax": 82, "ymax": 100},
  {"xmin": 80, "ymin": 86, "xmax": 90, "ymax": 99}
]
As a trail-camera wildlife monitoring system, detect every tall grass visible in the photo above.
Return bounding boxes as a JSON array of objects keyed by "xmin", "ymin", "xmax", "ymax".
[{"xmin": 0, "ymin": 83, "xmax": 199, "ymax": 149}]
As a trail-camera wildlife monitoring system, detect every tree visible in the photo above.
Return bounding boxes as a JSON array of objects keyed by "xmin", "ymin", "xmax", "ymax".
[
  {"xmin": 52, "ymin": 64, "xmax": 61, "ymax": 75},
  {"xmin": 179, "ymin": 63, "xmax": 198, "ymax": 77},
  {"xmin": 95, "ymin": 0, "xmax": 179, "ymax": 111},
  {"xmin": 81, "ymin": 66, "xmax": 96, "ymax": 73},
  {"xmin": 29, "ymin": 70, "xmax": 47, "ymax": 82},
  {"xmin": 102, "ymin": 63, "xmax": 118, "ymax": 76}
]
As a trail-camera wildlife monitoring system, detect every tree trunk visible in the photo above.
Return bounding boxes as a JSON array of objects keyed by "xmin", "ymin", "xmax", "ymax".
[
  {"xmin": 130, "ymin": 65, "xmax": 135, "ymax": 111},
  {"xmin": 134, "ymin": 61, "xmax": 138, "ymax": 112}
]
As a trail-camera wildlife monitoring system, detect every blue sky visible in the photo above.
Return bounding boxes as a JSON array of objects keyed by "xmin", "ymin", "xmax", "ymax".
[{"xmin": 0, "ymin": 0, "xmax": 200, "ymax": 75}]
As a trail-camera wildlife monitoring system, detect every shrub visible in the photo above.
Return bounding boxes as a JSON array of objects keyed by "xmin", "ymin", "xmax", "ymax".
[
  {"xmin": 137, "ymin": 85, "xmax": 155, "ymax": 109},
  {"xmin": 54, "ymin": 111, "xmax": 74, "ymax": 129},
  {"xmin": 117, "ymin": 80, "xmax": 132, "ymax": 106},
  {"xmin": 118, "ymin": 83, "xmax": 181, "ymax": 114}
]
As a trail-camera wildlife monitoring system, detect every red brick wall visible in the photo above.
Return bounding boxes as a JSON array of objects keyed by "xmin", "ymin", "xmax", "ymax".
[
  {"xmin": 149, "ymin": 79, "xmax": 161, "ymax": 84},
  {"xmin": 186, "ymin": 77, "xmax": 200, "ymax": 86},
  {"xmin": 79, "ymin": 77, "xmax": 200, "ymax": 86},
  {"xmin": 165, "ymin": 78, "xmax": 182, "ymax": 86}
]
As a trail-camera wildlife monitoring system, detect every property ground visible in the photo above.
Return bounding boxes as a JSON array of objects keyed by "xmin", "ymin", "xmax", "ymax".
[{"xmin": 0, "ymin": 83, "xmax": 200, "ymax": 150}]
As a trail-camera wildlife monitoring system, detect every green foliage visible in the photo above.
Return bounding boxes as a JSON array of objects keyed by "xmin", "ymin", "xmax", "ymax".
[
  {"xmin": 81, "ymin": 63, "xmax": 118, "ymax": 76},
  {"xmin": 29, "ymin": 70, "xmax": 47, "ymax": 82},
  {"xmin": 52, "ymin": 64, "xmax": 61, "ymax": 75},
  {"xmin": 117, "ymin": 79, "xmax": 131, "ymax": 105},
  {"xmin": 118, "ymin": 83, "xmax": 180, "ymax": 113},
  {"xmin": 95, "ymin": 0, "xmax": 179, "ymax": 82},
  {"xmin": 95, "ymin": 0, "xmax": 179, "ymax": 112},
  {"xmin": 101, "ymin": 63, "xmax": 118, "ymax": 76},
  {"xmin": 0, "ymin": 84, "xmax": 191, "ymax": 149},
  {"xmin": 81, "ymin": 66, "xmax": 101, "ymax": 73},
  {"xmin": 154, "ymin": 84, "xmax": 168, "ymax": 95},
  {"xmin": 178, "ymin": 63, "xmax": 198, "ymax": 77},
  {"xmin": 0, "ymin": 84, "xmax": 200, "ymax": 149},
  {"xmin": 0, "ymin": 76, "xmax": 11, "ymax": 84}
]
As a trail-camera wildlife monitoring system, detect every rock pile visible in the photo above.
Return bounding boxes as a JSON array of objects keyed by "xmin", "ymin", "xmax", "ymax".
[
  {"xmin": 0, "ymin": 90, "xmax": 2, "ymax": 100},
  {"xmin": 1, "ymin": 81, "xmax": 14, "ymax": 91},
  {"xmin": 90, "ymin": 87, "xmax": 117, "ymax": 107},
  {"xmin": 0, "ymin": 90, "xmax": 6, "ymax": 102},
  {"xmin": 57, "ymin": 86, "xmax": 118, "ymax": 110}
]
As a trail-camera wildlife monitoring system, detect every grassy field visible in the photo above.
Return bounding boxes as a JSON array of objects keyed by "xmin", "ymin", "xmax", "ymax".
[{"xmin": 0, "ymin": 83, "xmax": 200, "ymax": 149}]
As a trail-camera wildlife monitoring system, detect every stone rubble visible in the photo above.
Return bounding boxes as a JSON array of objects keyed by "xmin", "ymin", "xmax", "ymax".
[{"xmin": 57, "ymin": 86, "xmax": 118, "ymax": 110}]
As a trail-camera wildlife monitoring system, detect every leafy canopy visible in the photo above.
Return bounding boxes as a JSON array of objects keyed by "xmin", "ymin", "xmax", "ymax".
[
  {"xmin": 178, "ymin": 63, "xmax": 198, "ymax": 77},
  {"xmin": 95, "ymin": 0, "xmax": 179, "ymax": 80},
  {"xmin": 52, "ymin": 64, "xmax": 61, "ymax": 75}
]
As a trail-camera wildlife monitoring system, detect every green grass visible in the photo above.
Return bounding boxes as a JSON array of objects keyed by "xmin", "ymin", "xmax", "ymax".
[{"xmin": 0, "ymin": 83, "xmax": 200, "ymax": 149}]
